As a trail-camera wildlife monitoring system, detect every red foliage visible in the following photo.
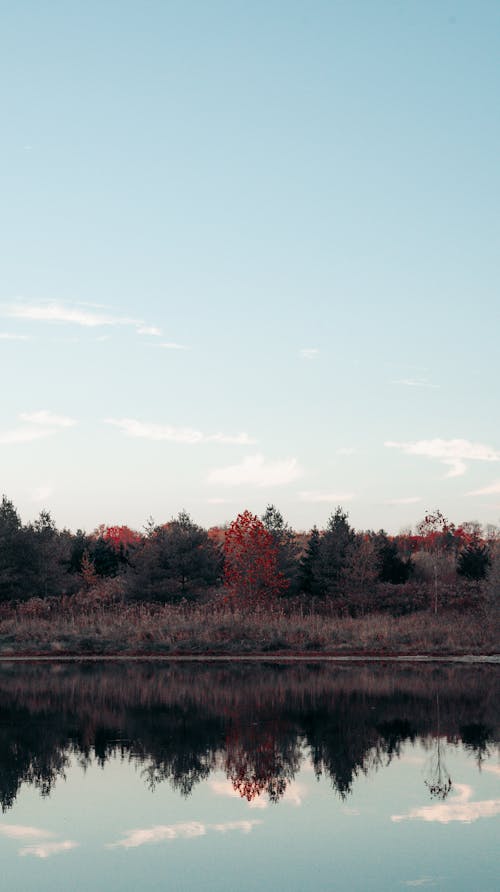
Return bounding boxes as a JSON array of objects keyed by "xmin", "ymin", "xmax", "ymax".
[
  {"xmin": 224, "ymin": 510, "xmax": 288, "ymax": 606},
  {"xmin": 98, "ymin": 525, "xmax": 142, "ymax": 551}
]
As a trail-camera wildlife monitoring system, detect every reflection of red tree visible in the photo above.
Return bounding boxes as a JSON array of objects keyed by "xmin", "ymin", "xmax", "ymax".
[{"xmin": 224, "ymin": 720, "xmax": 290, "ymax": 803}]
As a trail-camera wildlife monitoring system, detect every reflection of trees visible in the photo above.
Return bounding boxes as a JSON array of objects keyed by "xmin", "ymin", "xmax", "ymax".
[
  {"xmin": 424, "ymin": 693, "xmax": 452, "ymax": 800},
  {"xmin": 0, "ymin": 663, "xmax": 497, "ymax": 811}
]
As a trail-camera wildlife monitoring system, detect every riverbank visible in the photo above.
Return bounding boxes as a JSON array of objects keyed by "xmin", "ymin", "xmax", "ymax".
[{"xmin": 0, "ymin": 599, "xmax": 497, "ymax": 657}]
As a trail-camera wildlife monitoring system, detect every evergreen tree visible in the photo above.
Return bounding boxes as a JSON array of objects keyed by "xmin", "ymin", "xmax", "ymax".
[
  {"xmin": 298, "ymin": 527, "xmax": 322, "ymax": 597},
  {"xmin": 457, "ymin": 539, "xmax": 491, "ymax": 581},
  {"xmin": 317, "ymin": 507, "xmax": 356, "ymax": 597},
  {"xmin": 261, "ymin": 504, "xmax": 300, "ymax": 593}
]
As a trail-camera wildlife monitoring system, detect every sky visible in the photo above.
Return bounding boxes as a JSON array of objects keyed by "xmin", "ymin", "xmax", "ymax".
[{"xmin": 1, "ymin": 0, "xmax": 499, "ymax": 534}]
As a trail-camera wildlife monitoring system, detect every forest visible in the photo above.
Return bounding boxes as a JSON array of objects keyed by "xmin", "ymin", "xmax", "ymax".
[{"xmin": 0, "ymin": 496, "xmax": 498, "ymax": 655}]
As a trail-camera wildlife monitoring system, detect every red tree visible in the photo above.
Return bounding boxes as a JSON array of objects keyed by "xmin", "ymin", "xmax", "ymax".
[{"xmin": 224, "ymin": 510, "xmax": 288, "ymax": 606}]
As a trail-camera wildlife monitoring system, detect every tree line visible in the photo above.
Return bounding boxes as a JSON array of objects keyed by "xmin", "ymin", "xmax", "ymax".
[{"xmin": 0, "ymin": 495, "xmax": 498, "ymax": 614}]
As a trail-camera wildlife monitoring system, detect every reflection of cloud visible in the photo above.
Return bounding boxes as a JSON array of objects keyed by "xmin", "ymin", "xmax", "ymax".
[
  {"xmin": 341, "ymin": 807, "xmax": 360, "ymax": 816},
  {"xmin": 208, "ymin": 454, "xmax": 302, "ymax": 487},
  {"xmin": 210, "ymin": 779, "xmax": 305, "ymax": 808},
  {"xmin": 483, "ymin": 764, "xmax": 500, "ymax": 777},
  {"xmin": 385, "ymin": 438, "xmax": 500, "ymax": 478},
  {"xmin": 210, "ymin": 780, "xmax": 268, "ymax": 809},
  {"xmin": 19, "ymin": 841, "xmax": 79, "ymax": 859},
  {"xmin": 108, "ymin": 819, "xmax": 261, "ymax": 849},
  {"xmin": 403, "ymin": 879, "xmax": 439, "ymax": 888},
  {"xmin": 106, "ymin": 418, "xmax": 255, "ymax": 446},
  {"xmin": 392, "ymin": 784, "xmax": 500, "ymax": 825},
  {"xmin": 0, "ymin": 825, "xmax": 53, "ymax": 840}
]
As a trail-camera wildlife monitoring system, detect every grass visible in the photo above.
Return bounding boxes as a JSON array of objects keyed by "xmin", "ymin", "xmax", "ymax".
[{"xmin": 0, "ymin": 591, "xmax": 497, "ymax": 656}]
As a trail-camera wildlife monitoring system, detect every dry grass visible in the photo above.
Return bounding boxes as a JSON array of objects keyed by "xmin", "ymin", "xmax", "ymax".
[{"xmin": 0, "ymin": 589, "xmax": 496, "ymax": 656}]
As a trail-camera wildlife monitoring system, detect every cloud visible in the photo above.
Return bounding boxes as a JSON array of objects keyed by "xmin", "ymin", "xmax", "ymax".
[
  {"xmin": 158, "ymin": 342, "xmax": 188, "ymax": 350},
  {"xmin": 0, "ymin": 825, "xmax": 53, "ymax": 841},
  {"xmin": 31, "ymin": 484, "xmax": 53, "ymax": 502},
  {"xmin": 137, "ymin": 326, "xmax": 162, "ymax": 336},
  {"xmin": 6, "ymin": 301, "xmax": 140, "ymax": 328},
  {"xmin": 385, "ymin": 497, "xmax": 422, "ymax": 505},
  {"xmin": 106, "ymin": 418, "xmax": 256, "ymax": 446},
  {"xmin": 108, "ymin": 820, "xmax": 261, "ymax": 849},
  {"xmin": 299, "ymin": 491, "xmax": 355, "ymax": 503},
  {"xmin": 467, "ymin": 480, "xmax": 500, "ymax": 496},
  {"xmin": 206, "ymin": 497, "xmax": 233, "ymax": 505},
  {"xmin": 299, "ymin": 348, "xmax": 319, "ymax": 360},
  {"xmin": 0, "ymin": 427, "xmax": 54, "ymax": 445},
  {"xmin": 207, "ymin": 454, "xmax": 303, "ymax": 487},
  {"xmin": 19, "ymin": 841, "xmax": 79, "ymax": 859},
  {"xmin": 385, "ymin": 439, "xmax": 500, "ymax": 478},
  {"xmin": 392, "ymin": 784, "xmax": 500, "ymax": 825},
  {"xmin": 0, "ymin": 332, "xmax": 31, "ymax": 340},
  {"xmin": 393, "ymin": 379, "xmax": 439, "ymax": 389},
  {"xmin": 336, "ymin": 447, "xmax": 357, "ymax": 456},
  {"xmin": 19, "ymin": 410, "xmax": 76, "ymax": 428},
  {"xmin": 0, "ymin": 411, "xmax": 77, "ymax": 446}
]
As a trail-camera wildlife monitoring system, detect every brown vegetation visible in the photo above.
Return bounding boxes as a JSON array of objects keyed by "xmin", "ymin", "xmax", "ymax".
[{"xmin": 0, "ymin": 586, "xmax": 497, "ymax": 657}]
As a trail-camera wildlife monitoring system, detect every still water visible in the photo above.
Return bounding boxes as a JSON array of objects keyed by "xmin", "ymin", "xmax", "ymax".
[{"xmin": 0, "ymin": 660, "xmax": 498, "ymax": 891}]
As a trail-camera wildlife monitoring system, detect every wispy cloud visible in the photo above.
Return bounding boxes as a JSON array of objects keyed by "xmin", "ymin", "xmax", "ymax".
[
  {"xmin": 0, "ymin": 332, "xmax": 31, "ymax": 340},
  {"xmin": 6, "ymin": 301, "xmax": 139, "ymax": 328},
  {"xmin": 385, "ymin": 438, "xmax": 500, "ymax": 478},
  {"xmin": 403, "ymin": 879, "xmax": 440, "ymax": 888},
  {"xmin": 158, "ymin": 342, "xmax": 188, "ymax": 350},
  {"xmin": 206, "ymin": 497, "xmax": 233, "ymax": 505},
  {"xmin": 299, "ymin": 348, "xmax": 319, "ymax": 360},
  {"xmin": 19, "ymin": 841, "xmax": 79, "ymax": 859},
  {"xmin": 385, "ymin": 497, "xmax": 422, "ymax": 505},
  {"xmin": 207, "ymin": 454, "xmax": 303, "ymax": 487},
  {"xmin": 393, "ymin": 379, "xmax": 439, "ymax": 389},
  {"xmin": 0, "ymin": 427, "xmax": 54, "ymax": 445},
  {"xmin": 299, "ymin": 490, "xmax": 355, "ymax": 503},
  {"xmin": 137, "ymin": 325, "xmax": 162, "ymax": 336},
  {"xmin": 108, "ymin": 820, "xmax": 261, "ymax": 850},
  {"xmin": 467, "ymin": 480, "xmax": 500, "ymax": 496},
  {"xmin": 31, "ymin": 484, "xmax": 53, "ymax": 503},
  {"xmin": 0, "ymin": 411, "xmax": 77, "ymax": 446},
  {"xmin": 336, "ymin": 447, "xmax": 357, "ymax": 456},
  {"xmin": 392, "ymin": 784, "xmax": 500, "ymax": 825},
  {"xmin": 106, "ymin": 418, "xmax": 256, "ymax": 446},
  {"xmin": 19, "ymin": 410, "xmax": 76, "ymax": 428}
]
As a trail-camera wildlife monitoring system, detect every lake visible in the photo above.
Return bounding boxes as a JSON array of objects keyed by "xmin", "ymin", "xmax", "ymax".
[{"xmin": 0, "ymin": 660, "xmax": 498, "ymax": 891}]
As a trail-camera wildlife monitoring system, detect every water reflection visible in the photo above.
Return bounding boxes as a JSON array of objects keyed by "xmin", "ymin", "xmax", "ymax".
[{"xmin": 0, "ymin": 661, "xmax": 497, "ymax": 812}]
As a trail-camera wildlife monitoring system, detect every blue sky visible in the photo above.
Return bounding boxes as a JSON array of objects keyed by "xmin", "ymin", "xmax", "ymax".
[{"xmin": 1, "ymin": 0, "xmax": 499, "ymax": 533}]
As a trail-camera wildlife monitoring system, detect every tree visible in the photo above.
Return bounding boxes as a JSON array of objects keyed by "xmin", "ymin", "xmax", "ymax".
[
  {"xmin": 416, "ymin": 509, "xmax": 450, "ymax": 614},
  {"xmin": 261, "ymin": 504, "xmax": 300, "ymax": 593},
  {"xmin": 224, "ymin": 510, "xmax": 288, "ymax": 607},
  {"xmin": 457, "ymin": 538, "xmax": 491, "ymax": 581},
  {"xmin": 298, "ymin": 527, "xmax": 322, "ymax": 598},
  {"xmin": 317, "ymin": 507, "xmax": 356, "ymax": 599},
  {"xmin": 127, "ymin": 511, "xmax": 221, "ymax": 602},
  {"xmin": 375, "ymin": 531, "xmax": 413, "ymax": 584}
]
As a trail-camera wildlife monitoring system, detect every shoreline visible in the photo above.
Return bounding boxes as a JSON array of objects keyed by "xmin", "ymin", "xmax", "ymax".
[{"xmin": 0, "ymin": 652, "xmax": 498, "ymax": 663}]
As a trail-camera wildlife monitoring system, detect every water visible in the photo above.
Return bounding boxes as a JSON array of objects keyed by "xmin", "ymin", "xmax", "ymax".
[{"xmin": 0, "ymin": 661, "xmax": 498, "ymax": 891}]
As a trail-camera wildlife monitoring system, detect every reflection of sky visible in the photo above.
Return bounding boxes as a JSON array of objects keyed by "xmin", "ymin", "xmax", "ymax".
[{"xmin": 0, "ymin": 742, "xmax": 498, "ymax": 891}]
